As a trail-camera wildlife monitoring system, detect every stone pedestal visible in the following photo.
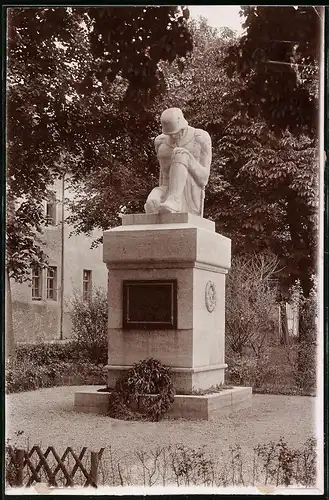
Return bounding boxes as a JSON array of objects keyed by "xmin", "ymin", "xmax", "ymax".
[
  {"xmin": 75, "ymin": 386, "xmax": 252, "ymax": 420},
  {"xmin": 103, "ymin": 213, "xmax": 231, "ymax": 393}
]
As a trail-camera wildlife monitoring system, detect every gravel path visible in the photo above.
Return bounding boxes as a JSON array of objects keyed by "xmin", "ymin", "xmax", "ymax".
[{"xmin": 6, "ymin": 385, "xmax": 316, "ymax": 456}]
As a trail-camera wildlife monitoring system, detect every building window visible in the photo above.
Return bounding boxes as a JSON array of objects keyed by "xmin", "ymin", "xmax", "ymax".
[
  {"xmin": 46, "ymin": 193, "xmax": 56, "ymax": 225},
  {"xmin": 47, "ymin": 266, "xmax": 57, "ymax": 300},
  {"xmin": 32, "ymin": 266, "xmax": 42, "ymax": 300},
  {"xmin": 83, "ymin": 270, "xmax": 92, "ymax": 301}
]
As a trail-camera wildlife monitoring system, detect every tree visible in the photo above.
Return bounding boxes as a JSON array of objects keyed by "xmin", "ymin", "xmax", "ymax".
[
  {"xmin": 182, "ymin": 14, "xmax": 318, "ymax": 350},
  {"xmin": 174, "ymin": 18, "xmax": 318, "ymax": 298},
  {"xmin": 7, "ymin": 5, "xmax": 193, "ymax": 276},
  {"xmin": 208, "ymin": 123, "xmax": 318, "ymax": 298},
  {"xmin": 7, "ymin": 7, "xmax": 91, "ymax": 278},
  {"xmin": 224, "ymin": 6, "xmax": 322, "ymax": 135},
  {"xmin": 83, "ymin": 6, "xmax": 192, "ymax": 105},
  {"xmin": 6, "ymin": 6, "xmax": 193, "ymax": 353},
  {"xmin": 6, "ymin": 7, "xmax": 92, "ymax": 355}
]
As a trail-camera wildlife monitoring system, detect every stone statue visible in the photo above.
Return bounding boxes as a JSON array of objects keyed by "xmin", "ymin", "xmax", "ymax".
[{"xmin": 144, "ymin": 108, "xmax": 212, "ymax": 216}]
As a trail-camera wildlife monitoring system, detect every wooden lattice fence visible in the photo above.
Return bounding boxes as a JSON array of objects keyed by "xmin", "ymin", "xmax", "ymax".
[{"xmin": 6, "ymin": 446, "xmax": 105, "ymax": 488}]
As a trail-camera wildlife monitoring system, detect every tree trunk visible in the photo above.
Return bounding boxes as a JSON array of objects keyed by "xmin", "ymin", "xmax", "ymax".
[{"xmin": 5, "ymin": 267, "xmax": 15, "ymax": 360}]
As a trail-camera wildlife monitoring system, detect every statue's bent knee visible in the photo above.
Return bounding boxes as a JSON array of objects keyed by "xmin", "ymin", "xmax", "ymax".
[
  {"xmin": 144, "ymin": 198, "xmax": 159, "ymax": 214},
  {"xmin": 144, "ymin": 186, "xmax": 166, "ymax": 214}
]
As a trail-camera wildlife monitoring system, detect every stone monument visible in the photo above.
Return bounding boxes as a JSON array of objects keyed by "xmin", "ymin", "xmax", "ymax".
[{"xmin": 74, "ymin": 108, "xmax": 251, "ymax": 419}]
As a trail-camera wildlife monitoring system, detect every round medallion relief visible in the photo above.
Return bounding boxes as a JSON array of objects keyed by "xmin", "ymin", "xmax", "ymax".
[{"xmin": 205, "ymin": 281, "xmax": 216, "ymax": 312}]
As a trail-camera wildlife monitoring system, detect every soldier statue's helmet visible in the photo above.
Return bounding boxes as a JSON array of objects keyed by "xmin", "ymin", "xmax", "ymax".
[{"xmin": 160, "ymin": 108, "xmax": 188, "ymax": 135}]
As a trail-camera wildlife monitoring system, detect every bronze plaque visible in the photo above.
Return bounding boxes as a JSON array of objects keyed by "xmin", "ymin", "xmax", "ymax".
[{"xmin": 123, "ymin": 280, "xmax": 177, "ymax": 330}]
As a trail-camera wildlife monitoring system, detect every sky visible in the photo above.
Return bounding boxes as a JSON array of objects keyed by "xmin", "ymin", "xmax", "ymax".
[{"xmin": 188, "ymin": 5, "xmax": 245, "ymax": 34}]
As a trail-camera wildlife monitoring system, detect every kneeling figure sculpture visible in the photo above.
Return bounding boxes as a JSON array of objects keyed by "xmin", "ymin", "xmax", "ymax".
[{"xmin": 144, "ymin": 108, "xmax": 212, "ymax": 216}]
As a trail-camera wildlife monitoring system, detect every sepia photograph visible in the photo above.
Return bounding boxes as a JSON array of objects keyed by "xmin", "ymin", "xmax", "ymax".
[{"xmin": 4, "ymin": 4, "xmax": 325, "ymax": 495}]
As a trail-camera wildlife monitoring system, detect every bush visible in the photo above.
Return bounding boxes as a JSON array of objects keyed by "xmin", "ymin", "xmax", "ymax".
[
  {"xmin": 226, "ymin": 350, "xmax": 278, "ymax": 389},
  {"xmin": 170, "ymin": 444, "xmax": 215, "ymax": 486},
  {"xmin": 226, "ymin": 253, "xmax": 279, "ymax": 357},
  {"xmin": 108, "ymin": 358, "xmax": 175, "ymax": 422},
  {"xmin": 226, "ymin": 341, "xmax": 317, "ymax": 395},
  {"xmin": 6, "ymin": 359, "xmax": 57, "ymax": 393},
  {"xmin": 226, "ymin": 354, "xmax": 258, "ymax": 386},
  {"xmin": 284, "ymin": 340, "xmax": 317, "ymax": 394},
  {"xmin": 252, "ymin": 437, "xmax": 316, "ymax": 487},
  {"xmin": 5, "ymin": 358, "xmax": 106, "ymax": 394},
  {"xmin": 15, "ymin": 341, "xmax": 80, "ymax": 365},
  {"xmin": 70, "ymin": 287, "xmax": 108, "ymax": 364},
  {"xmin": 5, "ymin": 286, "xmax": 111, "ymax": 393}
]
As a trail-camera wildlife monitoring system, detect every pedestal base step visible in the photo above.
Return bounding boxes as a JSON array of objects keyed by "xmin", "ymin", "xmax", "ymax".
[{"xmin": 74, "ymin": 386, "xmax": 252, "ymax": 420}]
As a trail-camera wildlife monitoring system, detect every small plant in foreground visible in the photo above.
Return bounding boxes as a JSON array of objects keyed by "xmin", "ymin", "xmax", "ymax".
[
  {"xmin": 5, "ymin": 438, "xmax": 316, "ymax": 488},
  {"xmin": 108, "ymin": 358, "xmax": 175, "ymax": 422},
  {"xmin": 253, "ymin": 437, "xmax": 316, "ymax": 487},
  {"xmin": 170, "ymin": 444, "xmax": 215, "ymax": 486}
]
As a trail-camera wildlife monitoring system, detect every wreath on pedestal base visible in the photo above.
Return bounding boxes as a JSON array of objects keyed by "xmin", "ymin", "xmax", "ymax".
[{"xmin": 107, "ymin": 358, "xmax": 175, "ymax": 422}]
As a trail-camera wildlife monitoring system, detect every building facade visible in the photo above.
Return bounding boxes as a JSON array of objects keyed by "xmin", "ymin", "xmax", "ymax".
[{"xmin": 11, "ymin": 177, "xmax": 108, "ymax": 342}]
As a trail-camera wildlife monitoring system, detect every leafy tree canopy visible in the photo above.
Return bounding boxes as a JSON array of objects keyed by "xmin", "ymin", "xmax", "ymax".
[
  {"xmin": 224, "ymin": 6, "xmax": 321, "ymax": 135},
  {"xmin": 178, "ymin": 19, "xmax": 318, "ymax": 297},
  {"xmin": 6, "ymin": 6, "xmax": 193, "ymax": 280},
  {"xmin": 84, "ymin": 6, "xmax": 192, "ymax": 104}
]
